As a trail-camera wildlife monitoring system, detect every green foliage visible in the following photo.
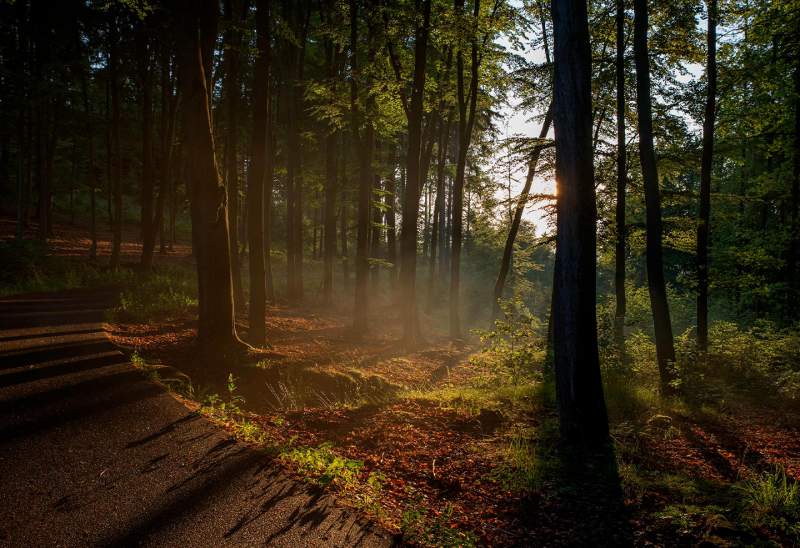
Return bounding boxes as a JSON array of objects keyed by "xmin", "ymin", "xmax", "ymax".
[
  {"xmin": 737, "ymin": 467, "xmax": 799, "ymax": 521},
  {"xmin": 400, "ymin": 499, "xmax": 479, "ymax": 548},
  {"xmin": 279, "ymin": 442, "xmax": 364, "ymax": 488},
  {"xmin": 199, "ymin": 375, "xmax": 265, "ymax": 444},
  {"xmin": 473, "ymin": 297, "xmax": 545, "ymax": 384}
]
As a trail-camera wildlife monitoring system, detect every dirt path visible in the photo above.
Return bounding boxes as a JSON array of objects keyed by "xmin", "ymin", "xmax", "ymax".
[{"xmin": 0, "ymin": 288, "xmax": 394, "ymax": 547}]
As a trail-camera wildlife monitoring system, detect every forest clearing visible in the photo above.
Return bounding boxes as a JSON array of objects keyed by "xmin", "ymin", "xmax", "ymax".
[{"xmin": 1, "ymin": 0, "xmax": 799, "ymax": 545}]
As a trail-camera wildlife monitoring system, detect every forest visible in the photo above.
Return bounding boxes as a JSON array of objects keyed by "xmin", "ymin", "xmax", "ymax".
[{"xmin": 0, "ymin": 0, "xmax": 798, "ymax": 545}]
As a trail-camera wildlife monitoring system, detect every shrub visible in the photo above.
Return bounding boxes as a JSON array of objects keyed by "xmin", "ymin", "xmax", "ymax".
[{"xmin": 473, "ymin": 297, "xmax": 546, "ymax": 384}]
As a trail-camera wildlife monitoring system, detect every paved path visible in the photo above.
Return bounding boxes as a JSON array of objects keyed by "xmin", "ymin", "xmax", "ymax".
[{"xmin": 0, "ymin": 288, "xmax": 395, "ymax": 547}]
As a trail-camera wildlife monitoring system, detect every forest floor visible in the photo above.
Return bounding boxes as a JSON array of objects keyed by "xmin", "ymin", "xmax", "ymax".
[{"xmin": 3, "ymin": 215, "xmax": 800, "ymax": 546}]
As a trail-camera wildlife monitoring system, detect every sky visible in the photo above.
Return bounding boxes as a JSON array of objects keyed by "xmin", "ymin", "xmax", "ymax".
[{"xmin": 490, "ymin": 26, "xmax": 555, "ymax": 237}]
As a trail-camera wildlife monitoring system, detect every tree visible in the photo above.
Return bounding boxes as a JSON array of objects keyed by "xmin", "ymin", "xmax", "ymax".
[
  {"xmin": 322, "ymin": 0, "xmax": 341, "ymax": 305},
  {"xmin": 222, "ymin": 0, "xmax": 248, "ymax": 307},
  {"xmin": 247, "ymin": 0, "xmax": 271, "ymax": 346},
  {"xmin": 398, "ymin": 0, "xmax": 432, "ymax": 344},
  {"xmin": 633, "ymin": 0, "xmax": 676, "ymax": 392},
  {"xmin": 108, "ymin": 13, "xmax": 122, "ymax": 270},
  {"xmin": 696, "ymin": 0, "xmax": 717, "ymax": 352},
  {"xmin": 174, "ymin": 0, "xmax": 248, "ymax": 358},
  {"xmin": 351, "ymin": 0, "xmax": 375, "ymax": 332},
  {"xmin": 550, "ymin": 0, "xmax": 609, "ymax": 444},
  {"xmin": 614, "ymin": 0, "xmax": 626, "ymax": 354},
  {"xmin": 137, "ymin": 19, "xmax": 157, "ymax": 270}
]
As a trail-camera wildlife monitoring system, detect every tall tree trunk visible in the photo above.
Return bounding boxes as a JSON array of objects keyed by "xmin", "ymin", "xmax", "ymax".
[
  {"xmin": 427, "ymin": 117, "xmax": 450, "ymax": 310},
  {"xmin": 109, "ymin": 19, "xmax": 122, "ymax": 269},
  {"xmin": 322, "ymin": 26, "xmax": 339, "ymax": 304},
  {"xmin": 175, "ymin": 0, "xmax": 247, "ymax": 358},
  {"xmin": 247, "ymin": 0, "xmax": 271, "ymax": 345},
  {"xmin": 105, "ymin": 79, "xmax": 114, "ymax": 231},
  {"xmin": 323, "ymin": 122, "xmax": 338, "ymax": 304},
  {"xmin": 492, "ymin": 103, "xmax": 553, "ymax": 318},
  {"xmin": 371, "ymin": 171, "xmax": 383, "ymax": 289},
  {"xmin": 449, "ymin": 0, "xmax": 480, "ymax": 340},
  {"xmin": 696, "ymin": 0, "xmax": 717, "ymax": 351},
  {"xmin": 138, "ymin": 23, "xmax": 157, "ymax": 270},
  {"xmin": 551, "ymin": 0, "xmax": 609, "ymax": 445},
  {"xmin": 386, "ymin": 148, "xmax": 398, "ymax": 289},
  {"xmin": 264, "ymin": 86, "xmax": 275, "ymax": 302},
  {"xmin": 80, "ymin": 60, "xmax": 98, "ymax": 259},
  {"xmin": 614, "ymin": 0, "xmax": 626, "ymax": 354},
  {"xmin": 399, "ymin": 0, "xmax": 431, "ymax": 344},
  {"xmin": 285, "ymin": 0, "xmax": 309, "ymax": 303},
  {"xmin": 223, "ymin": 0, "xmax": 247, "ymax": 308},
  {"xmin": 351, "ymin": 0, "xmax": 374, "ymax": 332},
  {"xmin": 791, "ymin": 49, "xmax": 800, "ymax": 313},
  {"xmin": 157, "ymin": 40, "xmax": 178, "ymax": 257},
  {"xmin": 634, "ymin": 0, "xmax": 677, "ymax": 392}
]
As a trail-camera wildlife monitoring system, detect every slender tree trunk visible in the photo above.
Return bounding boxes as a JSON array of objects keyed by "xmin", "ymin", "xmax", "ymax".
[
  {"xmin": 322, "ymin": 30, "xmax": 339, "ymax": 304},
  {"xmin": 285, "ymin": 0, "xmax": 309, "ymax": 303},
  {"xmin": 551, "ymin": 0, "xmax": 609, "ymax": 445},
  {"xmin": 493, "ymin": 103, "xmax": 553, "ymax": 318},
  {"xmin": 109, "ymin": 20, "xmax": 122, "ymax": 269},
  {"xmin": 157, "ymin": 41, "xmax": 177, "ymax": 257},
  {"xmin": 449, "ymin": 0, "xmax": 480, "ymax": 340},
  {"xmin": 105, "ymin": 79, "xmax": 113, "ymax": 231},
  {"xmin": 790, "ymin": 52, "xmax": 800, "ymax": 313},
  {"xmin": 371, "ymin": 171, "xmax": 383, "ymax": 289},
  {"xmin": 634, "ymin": 0, "xmax": 677, "ymax": 392},
  {"xmin": 138, "ymin": 23, "xmax": 157, "ymax": 270},
  {"xmin": 399, "ymin": 0, "xmax": 432, "ymax": 344},
  {"xmin": 80, "ymin": 61, "xmax": 98, "ymax": 259},
  {"xmin": 175, "ymin": 0, "xmax": 247, "ymax": 358},
  {"xmin": 614, "ymin": 0, "xmax": 627, "ymax": 355},
  {"xmin": 247, "ymin": 0, "xmax": 271, "ymax": 345},
  {"xmin": 427, "ymin": 118, "xmax": 450, "ymax": 310},
  {"xmin": 323, "ymin": 122, "xmax": 338, "ymax": 304},
  {"xmin": 351, "ymin": 0, "xmax": 374, "ymax": 332},
  {"xmin": 697, "ymin": 0, "xmax": 717, "ymax": 351},
  {"xmin": 264, "ymin": 87, "xmax": 275, "ymax": 302},
  {"xmin": 386, "ymin": 148, "xmax": 398, "ymax": 289},
  {"xmin": 223, "ymin": 0, "xmax": 247, "ymax": 308}
]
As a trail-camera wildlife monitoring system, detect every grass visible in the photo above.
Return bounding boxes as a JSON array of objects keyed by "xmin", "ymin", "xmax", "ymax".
[
  {"xmin": 0, "ymin": 239, "xmax": 133, "ymax": 296},
  {"xmin": 115, "ymin": 267, "xmax": 197, "ymax": 321},
  {"xmin": 737, "ymin": 466, "xmax": 799, "ymax": 518},
  {"xmin": 403, "ymin": 380, "xmax": 537, "ymax": 416},
  {"xmin": 400, "ymin": 500, "xmax": 480, "ymax": 547}
]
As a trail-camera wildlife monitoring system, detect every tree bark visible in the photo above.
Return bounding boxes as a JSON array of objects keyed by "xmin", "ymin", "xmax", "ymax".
[
  {"xmin": 80, "ymin": 58, "xmax": 98, "ymax": 259},
  {"xmin": 223, "ymin": 0, "xmax": 247, "ymax": 308},
  {"xmin": 790, "ymin": 49, "xmax": 800, "ymax": 313},
  {"xmin": 322, "ymin": 13, "xmax": 339, "ymax": 304},
  {"xmin": 109, "ymin": 18, "xmax": 122, "ymax": 269},
  {"xmin": 351, "ymin": 0, "xmax": 374, "ymax": 332},
  {"xmin": 551, "ymin": 0, "xmax": 609, "ymax": 445},
  {"xmin": 427, "ymin": 116, "xmax": 451, "ymax": 310},
  {"xmin": 696, "ymin": 0, "xmax": 716, "ymax": 352},
  {"xmin": 449, "ymin": 0, "xmax": 480, "ymax": 340},
  {"xmin": 399, "ymin": 0, "xmax": 431, "ymax": 344},
  {"xmin": 386, "ymin": 147, "xmax": 398, "ymax": 289},
  {"xmin": 284, "ymin": 0, "xmax": 309, "ymax": 303},
  {"xmin": 634, "ymin": 0, "xmax": 677, "ymax": 392},
  {"xmin": 138, "ymin": 22, "xmax": 157, "ymax": 270},
  {"xmin": 175, "ymin": 0, "xmax": 247, "ymax": 358},
  {"xmin": 247, "ymin": 0, "xmax": 271, "ymax": 345},
  {"xmin": 614, "ymin": 0, "xmax": 626, "ymax": 355}
]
